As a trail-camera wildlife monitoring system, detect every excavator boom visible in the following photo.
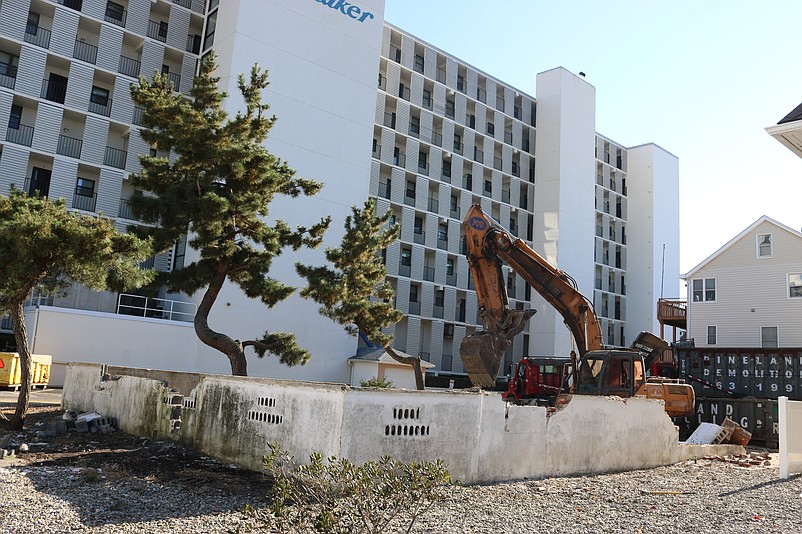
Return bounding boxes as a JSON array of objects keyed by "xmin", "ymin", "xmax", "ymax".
[{"xmin": 461, "ymin": 205, "xmax": 603, "ymax": 386}]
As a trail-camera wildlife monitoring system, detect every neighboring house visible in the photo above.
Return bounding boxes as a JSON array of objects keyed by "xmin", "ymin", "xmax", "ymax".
[{"xmin": 682, "ymin": 216, "xmax": 802, "ymax": 348}]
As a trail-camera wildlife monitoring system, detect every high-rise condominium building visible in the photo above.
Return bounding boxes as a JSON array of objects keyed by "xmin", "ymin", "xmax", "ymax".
[{"xmin": 0, "ymin": 0, "xmax": 679, "ymax": 386}]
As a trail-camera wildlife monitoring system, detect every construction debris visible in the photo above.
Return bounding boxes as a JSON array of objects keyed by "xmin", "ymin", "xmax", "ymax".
[
  {"xmin": 40, "ymin": 410, "xmax": 118, "ymax": 437},
  {"xmin": 682, "ymin": 418, "xmax": 752, "ymax": 446},
  {"xmin": 703, "ymin": 451, "xmax": 773, "ymax": 468}
]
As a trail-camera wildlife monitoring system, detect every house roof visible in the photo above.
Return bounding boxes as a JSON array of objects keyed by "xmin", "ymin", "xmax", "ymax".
[
  {"xmin": 778, "ymin": 102, "xmax": 802, "ymax": 125},
  {"xmin": 348, "ymin": 347, "xmax": 436, "ymax": 369},
  {"xmin": 682, "ymin": 215, "xmax": 802, "ymax": 279}
]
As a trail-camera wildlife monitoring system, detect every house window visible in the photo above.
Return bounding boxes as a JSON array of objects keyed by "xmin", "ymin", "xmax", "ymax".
[
  {"xmin": 405, "ymin": 180, "xmax": 416, "ymax": 199},
  {"xmin": 0, "ymin": 51, "xmax": 17, "ymax": 77},
  {"xmin": 422, "ymin": 89, "xmax": 431, "ymax": 109},
  {"xmin": 409, "ymin": 284, "xmax": 419, "ymax": 303},
  {"xmin": 445, "ymin": 98, "xmax": 455, "ymax": 118},
  {"xmin": 434, "ymin": 289, "xmax": 444, "ymax": 307},
  {"xmin": 90, "ymin": 86, "xmax": 110, "ymax": 106},
  {"xmin": 789, "ymin": 273, "xmax": 802, "ymax": 299},
  {"xmin": 413, "ymin": 216, "xmax": 423, "ymax": 235},
  {"xmin": 692, "ymin": 278, "xmax": 715, "ymax": 302},
  {"xmin": 757, "ymin": 233, "xmax": 772, "ymax": 258},
  {"xmin": 204, "ymin": 10, "xmax": 217, "ymax": 50},
  {"xmin": 442, "ymin": 160, "xmax": 451, "ymax": 177},
  {"xmin": 105, "ymin": 2, "xmax": 125, "ymax": 23},
  {"xmin": 437, "ymin": 223, "xmax": 448, "ymax": 241},
  {"xmin": 444, "ymin": 324, "xmax": 454, "ymax": 338},
  {"xmin": 446, "ymin": 258, "xmax": 454, "ymax": 276},
  {"xmin": 761, "ymin": 326, "xmax": 778, "ymax": 348},
  {"xmin": 486, "ymin": 122, "xmax": 494, "ymax": 136},
  {"xmin": 75, "ymin": 177, "xmax": 95, "ymax": 197},
  {"xmin": 484, "ymin": 180, "xmax": 492, "ymax": 194},
  {"xmin": 707, "ymin": 325, "xmax": 717, "ymax": 345}
]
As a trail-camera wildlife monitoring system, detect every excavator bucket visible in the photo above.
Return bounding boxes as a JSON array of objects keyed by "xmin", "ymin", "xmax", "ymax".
[{"xmin": 460, "ymin": 332, "xmax": 510, "ymax": 387}]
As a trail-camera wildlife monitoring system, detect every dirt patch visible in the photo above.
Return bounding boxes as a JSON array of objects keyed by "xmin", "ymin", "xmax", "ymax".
[{"xmin": 0, "ymin": 405, "xmax": 274, "ymax": 500}]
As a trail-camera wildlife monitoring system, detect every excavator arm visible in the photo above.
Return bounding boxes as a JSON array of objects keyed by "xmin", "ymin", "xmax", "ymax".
[{"xmin": 461, "ymin": 205, "xmax": 603, "ymax": 387}]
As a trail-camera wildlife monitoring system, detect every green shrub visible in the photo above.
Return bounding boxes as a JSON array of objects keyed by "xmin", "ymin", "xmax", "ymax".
[
  {"xmin": 250, "ymin": 442, "xmax": 451, "ymax": 533},
  {"xmin": 359, "ymin": 376, "xmax": 394, "ymax": 388}
]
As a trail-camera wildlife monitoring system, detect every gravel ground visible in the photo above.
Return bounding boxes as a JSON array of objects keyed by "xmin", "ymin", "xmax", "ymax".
[
  {"xmin": 1, "ymin": 453, "xmax": 800, "ymax": 533},
  {"xmin": 1, "ymin": 406, "xmax": 800, "ymax": 533}
]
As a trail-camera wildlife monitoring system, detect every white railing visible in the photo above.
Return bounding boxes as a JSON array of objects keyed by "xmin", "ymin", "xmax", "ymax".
[
  {"xmin": 779, "ymin": 396, "xmax": 802, "ymax": 479},
  {"xmin": 116, "ymin": 294, "xmax": 196, "ymax": 323}
]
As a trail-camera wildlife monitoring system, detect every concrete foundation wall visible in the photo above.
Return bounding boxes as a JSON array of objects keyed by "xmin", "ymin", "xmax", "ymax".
[{"xmin": 62, "ymin": 363, "xmax": 742, "ymax": 484}]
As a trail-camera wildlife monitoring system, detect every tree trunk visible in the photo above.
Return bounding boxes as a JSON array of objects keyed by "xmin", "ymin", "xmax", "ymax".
[
  {"xmin": 383, "ymin": 344, "xmax": 425, "ymax": 390},
  {"xmin": 193, "ymin": 260, "xmax": 249, "ymax": 376},
  {"xmin": 6, "ymin": 300, "xmax": 31, "ymax": 430}
]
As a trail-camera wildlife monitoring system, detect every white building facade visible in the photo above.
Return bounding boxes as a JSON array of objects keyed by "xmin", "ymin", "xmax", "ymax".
[{"xmin": 0, "ymin": 0, "xmax": 679, "ymax": 385}]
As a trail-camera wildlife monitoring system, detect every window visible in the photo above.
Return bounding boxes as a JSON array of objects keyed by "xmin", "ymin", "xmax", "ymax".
[
  {"xmin": 8, "ymin": 105, "xmax": 21, "ymax": 129},
  {"xmin": 28, "ymin": 167, "xmax": 51, "ymax": 197},
  {"xmin": 437, "ymin": 223, "xmax": 448, "ymax": 241},
  {"xmin": 444, "ymin": 324, "xmax": 454, "ymax": 338},
  {"xmin": 789, "ymin": 273, "xmax": 802, "ymax": 299},
  {"xmin": 105, "ymin": 2, "xmax": 125, "ymax": 23},
  {"xmin": 707, "ymin": 325, "xmax": 717, "ymax": 345},
  {"xmin": 422, "ymin": 89, "xmax": 431, "ymax": 109},
  {"xmin": 90, "ymin": 86, "xmax": 110, "ymax": 106},
  {"xmin": 158, "ymin": 21, "xmax": 168, "ymax": 39},
  {"xmin": 409, "ymin": 284, "xmax": 419, "ymax": 303},
  {"xmin": 486, "ymin": 122, "xmax": 494, "ymax": 136},
  {"xmin": 204, "ymin": 11, "xmax": 217, "ymax": 50},
  {"xmin": 692, "ymin": 278, "xmax": 715, "ymax": 302},
  {"xmin": 413, "ymin": 54, "xmax": 424, "ymax": 73},
  {"xmin": 0, "ymin": 51, "xmax": 17, "ymax": 77},
  {"xmin": 445, "ymin": 98, "xmax": 455, "ymax": 118},
  {"xmin": 761, "ymin": 326, "xmax": 778, "ymax": 348},
  {"xmin": 446, "ymin": 258, "xmax": 455, "ymax": 276},
  {"xmin": 453, "ymin": 133, "xmax": 461, "ymax": 151},
  {"xmin": 409, "ymin": 116, "xmax": 420, "ymax": 136},
  {"xmin": 484, "ymin": 179, "xmax": 492, "ymax": 194},
  {"xmin": 26, "ymin": 12, "xmax": 40, "ymax": 35},
  {"xmin": 757, "ymin": 233, "xmax": 772, "ymax": 258},
  {"xmin": 413, "ymin": 216, "xmax": 423, "ymax": 235},
  {"xmin": 457, "ymin": 74, "xmax": 465, "ymax": 92},
  {"xmin": 442, "ymin": 160, "xmax": 451, "ymax": 177},
  {"xmin": 400, "ymin": 248, "xmax": 411, "ymax": 266},
  {"xmin": 434, "ymin": 289, "xmax": 444, "ymax": 307},
  {"xmin": 75, "ymin": 178, "xmax": 95, "ymax": 197},
  {"xmin": 405, "ymin": 180, "xmax": 416, "ymax": 199}
]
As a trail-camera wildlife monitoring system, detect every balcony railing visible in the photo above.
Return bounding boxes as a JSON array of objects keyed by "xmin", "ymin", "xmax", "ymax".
[
  {"xmin": 172, "ymin": 0, "xmax": 191, "ymax": 8},
  {"xmin": 186, "ymin": 34, "xmax": 201, "ymax": 54},
  {"xmin": 413, "ymin": 229, "xmax": 424, "ymax": 244},
  {"xmin": 392, "ymin": 152, "xmax": 405, "ymax": 168},
  {"xmin": 433, "ymin": 305, "xmax": 444, "ymax": 319},
  {"xmin": 147, "ymin": 20, "xmax": 168, "ymax": 42},
  {"xmin": 372, "ymin": 144, "xmax": 381, "ymax": 159},
  {"xmin": 88, "ymin": 97, "xmax": 112, "ymax": 117},
  {"xmin": 118, "ymin": 198, "xmax": 136, "ymax": 220},
  {"xmin": 72, "ymin": 190, "xmax": 97, "ymax": 212},
  {"xmin": 132, "ymin": 106, "xmax": 144, "ymax": 126},
  {"xmin": 57, "ymin": 134, "xmax": 83, "ymax": 159},
  {"xmin": 436, "ymin": 67, "xmax": 446, "ymax": 84},
  {"xmin": 427, "ymin": 197, "xmax": 438, "ymax": 212},
  {"xmin": 6, "ymin": 124, "xmax": 34, "ymax": 147},
  {"xmin": 167, "ymin": 72, "xmax": 181, "ymax": 91},
  {"xmin": 383, "ymin": 112, "xmax": 396, "ymax": 128},
  {"xmin": 73, "ymin": 39, "xmax": 98, "ymax": 64},
  {"xmin": 57, "ymin": 0, "xmax": 83, "ymax": 10},
  {"xmin": 493, "ymin": 156, "xmax": 503, "ymax": 171},
  {"xmin": 501, "ymin": 190, "xmax": 510, "ymax": 203},
  {"xmin": 408, "ymin": 301, "xmax": 421, "ymax": 315},
  {"xmin": 398, "ymin": 264, "xmax": 411, "ymax": 277},
  {"xmin": 657, "ymin": 299, "xmax": 687, "ymax": 328},
  {"xmin": 104, "ymin": 146, "xmax": 127, "ymax": 169},
  {"xmin": 117, "ymin": 294, "xmax": 196, "ymax": 323},
  {"xmin": 378, "ymin": 182, "xmax": 390, "ymax": 199},
  {"xmin": 118, "ymin": 55, "xmax": 141, "ymax": 77},
  {"xmin": 24, "ymin": 27, "xmax": 51, "ymax": 49},
  {"xmin": 0, "ymin": 65, "xmax": 17, "ymax": 89},
  {"xmin": 41, "ymin": 79, "xmax": 67, "ymax": 104},
  {"xmin": 450, "ymin": 206, "xmax": 460, "ymax": 219},
  {"xmin": 446, "ymin": 272, "xmax": 456, "ymax": 286},
  {"xmin": 423, "ymin": 266, "xmax": 434, "ymax": 282}
]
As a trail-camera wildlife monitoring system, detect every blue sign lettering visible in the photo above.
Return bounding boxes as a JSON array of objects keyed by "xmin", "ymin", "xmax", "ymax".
[{"xmin": 315, "ymin": 0, "xmax": 375, "ymax": 23}]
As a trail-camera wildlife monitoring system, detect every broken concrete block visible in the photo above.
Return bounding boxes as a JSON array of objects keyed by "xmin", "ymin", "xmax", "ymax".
[{"xmin": 684, "ymin": 422, "xmax": 727, "ymax": 445}]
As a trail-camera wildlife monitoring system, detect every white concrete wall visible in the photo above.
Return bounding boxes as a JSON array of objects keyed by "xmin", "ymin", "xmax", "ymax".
[
  {"xmin": 63, "ymin": 362, "xmax": 741, "ymax": 484},
  {"xmin": 532, "ymin": 67, "xmax": 597, "ymax": 356},
  {"xmin": 626, "ymin": 144, "xmax": 680, "ymax": 340}
]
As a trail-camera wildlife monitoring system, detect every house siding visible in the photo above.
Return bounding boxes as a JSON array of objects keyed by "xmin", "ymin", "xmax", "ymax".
[{"xmin": 686, "ymin": 220, "xmax": 802, "ymax": 347}]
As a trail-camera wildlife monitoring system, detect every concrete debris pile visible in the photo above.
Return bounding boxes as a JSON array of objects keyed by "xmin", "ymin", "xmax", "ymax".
[
  {"xmin": 0, "ymin": 433, "xmax": 29, "ymax": 459},
  {"xmin": 683, "ymin": 417, "xmax": 752, "ymax": 446},
  {"xmin": 41, "ymin": 410, "xmax": 118, "ymax": 437},
  {"xmin": 703, "ymin": 451, "xmax": 773, "ymax": 468}
]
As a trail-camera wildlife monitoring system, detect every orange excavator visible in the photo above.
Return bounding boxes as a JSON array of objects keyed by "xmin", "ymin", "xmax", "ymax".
[{"xmin": 460, "ymin": 205, "xmax": 694, "ymax": 417}]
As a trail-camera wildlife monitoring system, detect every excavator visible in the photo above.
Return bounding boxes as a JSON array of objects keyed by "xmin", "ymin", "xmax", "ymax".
[{"xmin": 460, "ymin": 205, "xmax": 694, "ymax": 418}]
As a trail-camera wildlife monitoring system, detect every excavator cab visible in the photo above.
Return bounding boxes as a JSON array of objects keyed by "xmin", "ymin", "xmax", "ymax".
[{"xmin": 576, "ymin": 351, "xmax": 644, "ymax": 397}]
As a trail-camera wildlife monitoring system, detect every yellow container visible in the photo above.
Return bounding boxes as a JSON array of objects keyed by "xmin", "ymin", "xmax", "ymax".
[
  {"xmin": 0, "ymin": 353, "xmax": 52, "ymax": 387},
  {"xmin": 0, "ymin": 352, "xmax": 21, "ymax": 387},
  {"xmin": 32, "ymin": 354, "xmax": 52, "ymax": 387}
]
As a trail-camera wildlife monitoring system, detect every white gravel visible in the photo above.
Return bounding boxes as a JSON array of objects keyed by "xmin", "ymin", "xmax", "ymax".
[{"xmin": 0, "ymin": 454, "xmax": 800, "ymax": 533}]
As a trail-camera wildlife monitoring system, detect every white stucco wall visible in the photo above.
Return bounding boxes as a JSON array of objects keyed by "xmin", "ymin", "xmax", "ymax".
[
  {"xmin": 63, "ymin": 362, "xmax": 741, "ymax": 484},
  {"xmin": 626, "ymin": 143, "xmax": 680, "ymax": 340},
  {"xmin": 532, "ymin": 67, "xmax": 597, "ymax": 357}
]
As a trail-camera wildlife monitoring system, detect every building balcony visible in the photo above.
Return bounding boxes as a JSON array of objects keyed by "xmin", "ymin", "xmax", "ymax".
[
  {"xmin": 413, "ymin": 229, "xmax": 425, "ymax": 245},
  {"xmin": 6, "ymin": 124, "xmax": 34, "ymax": 147},
  {"xmin": 172, "ymin": 0, "xmax": 191, "ymax": 8},
  {"xmin": 57, "ymin": 0, "xmax": 83, "ymax": 9},
  {"xmin": 72, "ymin": 190, "xmax": 97, "ymax": 212},
  {"xmin": 408, "ymin": 301, "xmax": 421, "ymax": 315},
  {"xmin": 427, "ymin": 197, "xmax": 438, "ymax": 212},
  {"xmin": 24, "ymin": 27, "xmax": 51, "ymax": 49},
  {"xmin": 0, "ymin": 64, "xmax": 17, "ymax": 90},
  {"xmin": 132, "ymin": 106, "xmax": 145, "ymax": 126},
  {"xmin": 147, "ymin": 20, "xmax": 168, "ymax": 43},
  {"xmin": 104, "ymin": 146, "xmax": 127, "ymax": 169},
  {"xmin": 57, "ymin": 134, "xmax": 83, "ymax": 159},
  {"xmin": 73, "ymin": 39, "xmax": 98, "ymax": 64},
  {"xmin": 105, "ymin": 6, "xmax": 127, "ymax": 27},
  {"xmin": 423, "ymin": 266, "xmax": 434, "ymax": 282},
  {"xmin": 657, "ymin": 299, "xmax": 687, "ymax": 329},
  {"xmin": 119, "ymin": 55, "xmax": 141, "ymax": 78},
  {"xmin": 117, "ymin": 293, "xmax": 196, "ymax": 322},
  {"xmin": 378, "ymin": 182, "xmax": 390, "ymax": 199},
  {"xmin": 89, "ymin": 98, "xmax": 113, "ymax": 117},
  {"xmin": 167, "ymin": 72, "xmax": 181, "ymax": 91}
]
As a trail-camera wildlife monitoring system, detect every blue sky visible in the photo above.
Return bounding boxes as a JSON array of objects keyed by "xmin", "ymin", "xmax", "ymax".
[{"xmin": 384, "ymin": 0, "xmax": 802, "ymax": 274}]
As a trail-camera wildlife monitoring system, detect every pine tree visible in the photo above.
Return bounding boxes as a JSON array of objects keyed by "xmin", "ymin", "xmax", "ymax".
[
  {"xmin": 129, "ymin": 52, "xmax": 329, "ymax": 376},
  {"xmin": 0, "ymin": 189, "xmax": 153, "ymax": 429},
  {"xmin": 297, "ymin": 199, "xmax": 426, "ymax": 390}
]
